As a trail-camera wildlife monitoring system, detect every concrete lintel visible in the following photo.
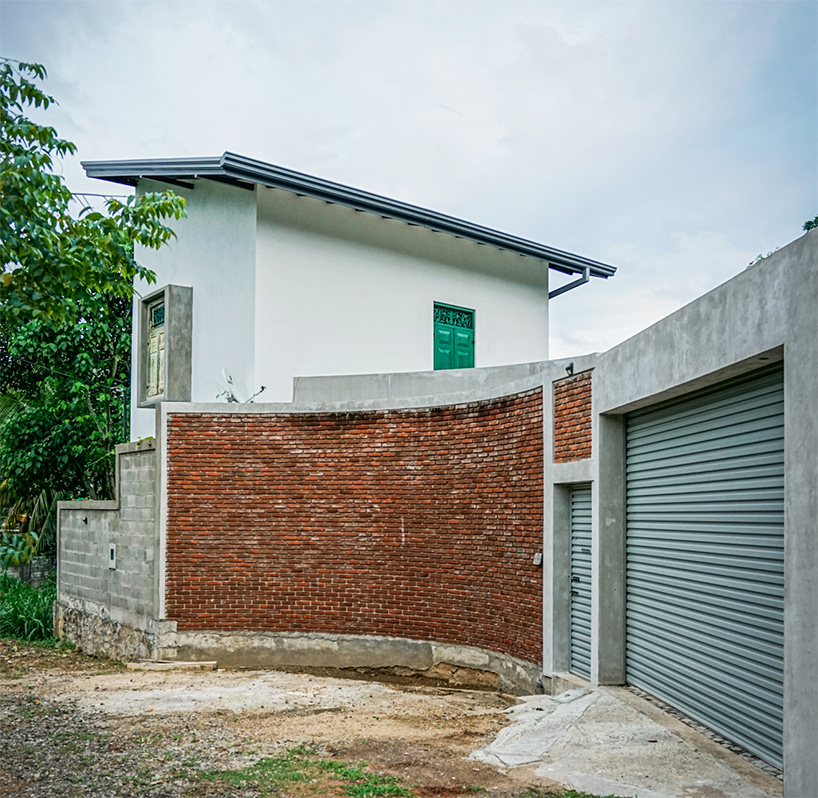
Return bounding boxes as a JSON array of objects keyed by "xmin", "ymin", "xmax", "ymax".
[
  {"xmin": 551, "ymin": 459, "xmax": 593, "ymax": 485},
  {"xmin": 58, "ymin": 501, "xmax": 118, "ymax": 512}
]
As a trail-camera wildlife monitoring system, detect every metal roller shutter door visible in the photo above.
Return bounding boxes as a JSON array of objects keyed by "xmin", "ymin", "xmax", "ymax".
[
  {"xmin": 626, "ymin": 365, "xmax": 784, "ymax": 767},
  {"xmin": 570, "ymin": 484, "xmax": 592, "ymax": 679}
]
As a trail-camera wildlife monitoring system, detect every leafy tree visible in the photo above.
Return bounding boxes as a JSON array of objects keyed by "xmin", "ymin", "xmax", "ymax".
[
  {"xmin": 0, "ymin": 290, "xmax": 131, "ymax": 502},
  {"xmin": 0, "ymin": 294, "xmax": 134, "ymax": 566},
  {"xmin": 0, "ymin": 58, "xmax": 185, "ymax": 322},
  {"xmin": 0, "ymin": 290, "xmax": 133, "ymax": 568},
  {"xmin": 0, "ymin": 59, "xmax": 185, "ymax": 565},
  {"xmin": 803, "ymin": 216, "xmax": 818, "ymax": 233}
]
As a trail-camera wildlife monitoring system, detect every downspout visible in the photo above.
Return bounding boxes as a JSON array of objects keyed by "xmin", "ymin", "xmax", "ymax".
[{"xmin": 548, "ymin": 266, "xmax": 590, "ymax": 300}]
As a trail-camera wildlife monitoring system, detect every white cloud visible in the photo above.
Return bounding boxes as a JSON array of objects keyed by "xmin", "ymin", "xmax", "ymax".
[{"xmin": 548, "ymin": 229, "xmax": 763, "ymax": 358}]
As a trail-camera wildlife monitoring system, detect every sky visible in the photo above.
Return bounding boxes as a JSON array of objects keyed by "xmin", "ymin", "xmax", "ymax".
[{"xmin": 2, "ymin": 0, "xmax": 816, "ymax": 358}]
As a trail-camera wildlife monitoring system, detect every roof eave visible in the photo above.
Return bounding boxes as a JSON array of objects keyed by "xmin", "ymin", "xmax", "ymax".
[{"xmin": 81, "ymin": 154, "xmax": 617, "ymax": 279}]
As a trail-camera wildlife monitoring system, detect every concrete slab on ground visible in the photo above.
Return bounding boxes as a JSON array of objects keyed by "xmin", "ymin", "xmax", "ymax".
[
  {"xmin": 126, "ymin": 660, "xmax": 217, "ymax": 671},
  {"xmin": 470, "ymin": 686, "xmax": 782, "ymax": 798}
]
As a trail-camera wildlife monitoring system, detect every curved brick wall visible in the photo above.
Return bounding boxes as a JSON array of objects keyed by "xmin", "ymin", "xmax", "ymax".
[{"xmin": 165, "ymin": 389, "xmax": 543, "ymax": 664}]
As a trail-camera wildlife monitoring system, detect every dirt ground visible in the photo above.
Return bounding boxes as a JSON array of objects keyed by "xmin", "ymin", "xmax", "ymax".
[{"xmin": 0, "ymin": 639, "xmax": 571, "ymax": 798}]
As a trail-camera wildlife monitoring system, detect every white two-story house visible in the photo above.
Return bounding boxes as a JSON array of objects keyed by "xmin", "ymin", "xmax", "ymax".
[{"xmin": 83, "ymin": 152, "xmax": 616, "ymax": 439}]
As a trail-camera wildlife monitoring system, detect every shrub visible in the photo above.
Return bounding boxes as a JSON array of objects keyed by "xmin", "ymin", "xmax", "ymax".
[{"xmin": 0, "ymin": 571, "xmax": 56, "ymax": 641}]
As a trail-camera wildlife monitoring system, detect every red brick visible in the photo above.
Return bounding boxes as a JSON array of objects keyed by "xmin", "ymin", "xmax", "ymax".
[
  {"xmin": 165, "ymin": 389, "xmax": 544, "ymax": 665},
  {"xmin": 553, "ymin": 373, "xmax": 592, "ymax": 462}
]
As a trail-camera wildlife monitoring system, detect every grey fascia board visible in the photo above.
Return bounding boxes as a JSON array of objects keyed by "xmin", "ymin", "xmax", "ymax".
[
  {"xmin": 82, "ymin": 152, "xmax": 617, "ymax": 279},
  {"xmin": 82, "ymin": 156, "xmax": 225, "ymax": 180}
]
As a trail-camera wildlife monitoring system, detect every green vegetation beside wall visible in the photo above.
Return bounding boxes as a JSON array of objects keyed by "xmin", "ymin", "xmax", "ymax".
[{"xmin": 0, "ymin": 572, "xmax": 57, "ymax": 642}]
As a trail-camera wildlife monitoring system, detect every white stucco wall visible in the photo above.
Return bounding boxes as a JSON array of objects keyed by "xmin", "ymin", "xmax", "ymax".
[
  {"xmin": 130, "ymin": 179, "xmax": 257, "ymax": 439},
  {"xmin": 254, "ymin": 188, "xmax": 550, "ymax": 401},
  {"xmin": 129, "ymin": 178, "xmax": 551, "ymax": 436}
]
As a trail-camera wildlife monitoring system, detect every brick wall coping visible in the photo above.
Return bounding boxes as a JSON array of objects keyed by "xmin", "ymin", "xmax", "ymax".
[
  {"xmin": 293, "ymin": 361, "xmax": 550, "ymax": 407},
  {"xmin": 161, "ymin": 374, "xmax": 546, "ymax": 417}
]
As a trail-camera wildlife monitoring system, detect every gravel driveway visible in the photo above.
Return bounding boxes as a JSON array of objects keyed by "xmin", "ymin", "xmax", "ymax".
[{"xmin": 0, "ymin": 639, "xmax": 566, "ymax": 798}]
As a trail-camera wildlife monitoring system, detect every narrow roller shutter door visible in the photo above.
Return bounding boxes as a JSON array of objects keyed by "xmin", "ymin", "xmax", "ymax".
[
  {"xmin": 626, "ymin": 365, "xmax": 784, "ymax": 766},
  {"xmin": 570, "ymin": 484, "xmax": 592, "ymax": 679}
]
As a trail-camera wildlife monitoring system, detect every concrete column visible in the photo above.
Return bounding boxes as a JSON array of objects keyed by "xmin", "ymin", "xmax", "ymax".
[
  {"xmin": 593, "ymin": 413, "xmax": 626, "ymax": 685},
  {"xmin": 545, "ymin": 483, "xmax": 573, "ymax": 675},
  {"xmin": 782, "ymin": 251, "xmax": 818, "ymax": 796}
]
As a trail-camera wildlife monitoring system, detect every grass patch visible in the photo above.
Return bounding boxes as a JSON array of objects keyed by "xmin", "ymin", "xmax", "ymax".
[
  {"xmin": 0, "ymin": 572, "xmax": 57, "ymax": 642},
  {"xmin": 198, "ymin": 744, "xmax": 413, "ymax": 797},
  {"xmin": 197, "ymin": 747, "xmax": 615, "ymax": 798}
]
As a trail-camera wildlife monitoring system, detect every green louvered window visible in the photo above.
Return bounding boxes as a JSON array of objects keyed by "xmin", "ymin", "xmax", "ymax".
[{"xmin": 433, "ymin": 303, "xmax": 474, "ymax": 370}]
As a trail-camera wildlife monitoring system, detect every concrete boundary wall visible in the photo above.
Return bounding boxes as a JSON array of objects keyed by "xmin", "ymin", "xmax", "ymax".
[{"xmin": 56, "ymin": 440, "xmax": 165, "ymax": 660}]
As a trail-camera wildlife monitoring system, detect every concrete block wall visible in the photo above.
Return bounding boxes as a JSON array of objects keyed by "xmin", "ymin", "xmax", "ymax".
[
  {"xmin": 56, "ymin": 440, "xmax": 163, "ymax": 660},
  {"xmin": 6, "ymin": 554, "xmax": 56, "ymax": 587}
]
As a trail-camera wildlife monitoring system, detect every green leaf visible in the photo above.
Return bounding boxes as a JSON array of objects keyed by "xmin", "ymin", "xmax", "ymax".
[
  {"xmin": 0, "ymin": 58, "xmax": 184, "ymax": 515},
  {"xmin": 0, "ymin": 58, "xmax": 185, "ymax": 324}
]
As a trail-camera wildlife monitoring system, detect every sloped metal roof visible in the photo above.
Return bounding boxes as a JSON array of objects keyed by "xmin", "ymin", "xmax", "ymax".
[{"xmin": 82, "ymin": 151, "xmax": 616, "ymax": 279}]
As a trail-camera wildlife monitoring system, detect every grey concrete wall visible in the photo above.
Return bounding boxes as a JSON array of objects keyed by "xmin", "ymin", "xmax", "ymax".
[
  {"xmin": 292, "ymin": 360, "xmax": 548, "ymax": 407},
  {"xmin": 57, "ymin": 440, "xmax": 160, "ymax": 638},
  {"xmin": 581, "ymin": 230, "xmax": 817, "ymax": 797},
  {"xmin": 778, "ymin": 235, "xmax": 818, "ymax": 797}
]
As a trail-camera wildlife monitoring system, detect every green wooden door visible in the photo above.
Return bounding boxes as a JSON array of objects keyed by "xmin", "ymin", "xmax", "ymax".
[{"xmin": 434, "ymin": 303, "xmax": 474, "ymax": 370}]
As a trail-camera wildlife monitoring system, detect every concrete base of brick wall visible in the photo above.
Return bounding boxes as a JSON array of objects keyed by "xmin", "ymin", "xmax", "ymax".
[
  {"xmin": 55, "ymin": 599, "xmax": 546, "ymax": 694},
  {"xmin": 171, "ymin": 631, "xmax": 546, "ymax": 695}
]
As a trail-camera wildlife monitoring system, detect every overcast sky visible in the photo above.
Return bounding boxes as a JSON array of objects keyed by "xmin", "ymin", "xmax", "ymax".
[{"xmin": 2, "ymin": 0, "xmax": 816, "ymax": 358}]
